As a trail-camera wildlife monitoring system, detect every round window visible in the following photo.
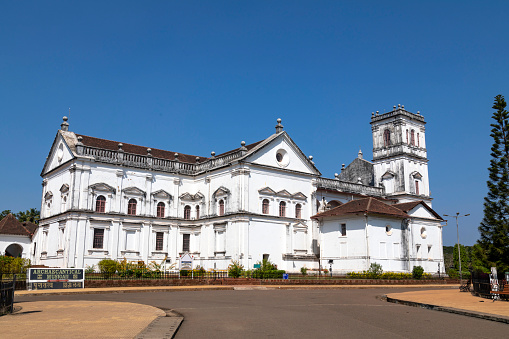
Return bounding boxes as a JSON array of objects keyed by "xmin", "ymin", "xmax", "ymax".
[
  {"xmin": 57, "ymin": 144, "xmax": 64, "ymax": 162},
  {"xmin": 385, "ymin": 225, "xmax": 392, "ymax": 235},
  {"xmin": 275, "ymin": 149, "xmax": 289, "ymax": 167},
  {"xmin": 420, "ymin": 227, "xmax": 427, "ymax": 239}
]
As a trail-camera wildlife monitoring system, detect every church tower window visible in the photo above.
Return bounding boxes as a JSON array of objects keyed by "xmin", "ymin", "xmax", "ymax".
[
  {"xmin": 417, "ymin": 133, "xmax": 420, "ymax": 147},
  {"xmin": 157, "ymin": 202, "xmax": 165, "ymax": 218},
  {"xmin": 406, "ymin": 129, "xmax": 409, "ymax": 144},
  {"xmin": 415, "ymin": 181, "xmax": 420, "ymax": 195},
  {"xmin": 383, "ymin": 129, "xmax": 391, "ymax": 147},
  {"xmin": 184, "ymin": 205, "xmax": 191, "ymax": 219},
  {"xmin": 262, "ymin": 199, "xmax": 269, "ymax": 214},
  {"xmin": 411, "ymin": 129, "xmax": 415, "ymax": 146},
  {"xmin": 128, "ymin": 199, "xmax": 137, "ymax": 215},
  {"xmin": 196, "ymin": 205, "xmax": 200, "ymax": 219},
  {"xmin": 279, "ymin": 201, "xmax": 286, "ymax": 217},
  {"xmin": 96, "ymin": 196, "xmax": 106, "ymax": 213}
]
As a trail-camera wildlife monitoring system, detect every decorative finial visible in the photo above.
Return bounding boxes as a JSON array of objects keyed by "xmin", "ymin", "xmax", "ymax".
[
  {"xmin": 211, "ymin": 151, "xmax": 216, "ymax": 158},
  {"xmin": 357, "ymin": 177, "xmax": 362, "ymax": 184},
  {"xmin": 393, "ymin": 105, "xmax": 396, "ymax": 110},
  {"xmin": 334, "ymin": 173, "xmax": 339, "ymax": 179},
  {"xmin": 60, "ymin": 116, "xmax": 69, "ymax": 131},
  {"xmin": 147, "ymin": 148, "xmax": 152, "ymax": 155},
  {"xmin": 402, "ymin": 104, "xmax": 405, "ymax": 109},
  {"xmin": 358, "ymin": 148, "xmax": 363, "ymax": 159},
  {"xmin": 174, "ymin": 153, "xmax": 179, "ymax": 161},
  {"xmin": 275, "ymin": 118, "xmax": 284, "ymax": 133},
  {"xmin": 376, "ymin": 111, "xmax": 379, "ymax": 116},
  {"xmin": 77, "ymin": 136, "xmax": 83, "ymax": 145},
  {"xmin": 371, "ymin": 112, "xmax": 374, "ymax": 117},
  {"xmin": 118, "ymin": 143, "xmax": 123, "ymax": 151},
  {"xmin": 196, "ymin": 156, "xmax": 200, "ymax": 163},
  {"xmin": 417, "ymin": 111, "xmax": 420, "ymax": 115},
  {"xmin": 398, "ymin": 104, "xmax": 401, "ymax": 108},
  {"xmin": 240, "ymin": 141, "xmax": 247, "ymax": 152},
  {"xmin": 308, "ymin": 155, "xmax": 313, "ymax": 160},
  {"xmin": 341, "ymin": 164, "xmax": 345, "ymax": 171}
]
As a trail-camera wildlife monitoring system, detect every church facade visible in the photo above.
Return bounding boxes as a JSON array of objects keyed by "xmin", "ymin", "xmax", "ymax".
[{"xmin": 31, "ymin": 105, "xmax": 445, "ymax": 274}]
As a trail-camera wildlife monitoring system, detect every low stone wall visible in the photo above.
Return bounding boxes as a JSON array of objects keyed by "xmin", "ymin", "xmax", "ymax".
[{"xmin": 85, "ymin": 277, "xmax": 456, "ymax": 288}]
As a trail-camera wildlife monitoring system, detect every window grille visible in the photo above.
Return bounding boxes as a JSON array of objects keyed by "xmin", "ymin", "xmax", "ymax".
[
  {"xmin": 93, "ymin": 229, "xmax": 104, "ymax": 249},
  {"xmin": 96, "ymin": 196, "xmax": 106, "ymax": 213}
]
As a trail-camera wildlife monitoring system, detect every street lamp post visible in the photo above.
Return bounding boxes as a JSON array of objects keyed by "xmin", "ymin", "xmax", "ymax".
[{"xmin": 443, "ymin": 213, "xmax": 470, "ymax": 283}]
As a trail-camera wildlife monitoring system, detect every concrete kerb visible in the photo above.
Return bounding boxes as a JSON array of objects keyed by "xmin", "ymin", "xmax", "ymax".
[
  {"xmin": 15, "ymin": 284, "xmax": 459, "ymax": 297},
  {"xmin": 385, "ymin": 295, "xmax": 509, "ymax": 324}
]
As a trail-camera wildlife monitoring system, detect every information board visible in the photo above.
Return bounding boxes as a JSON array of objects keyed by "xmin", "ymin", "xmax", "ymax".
[
  {"xmin": 29, "ymin": 268, "xmax": 84, "ymax": 281},
  {"xmin": 28, "ymin": 268, "xmax": 85, "ymax": 290}
]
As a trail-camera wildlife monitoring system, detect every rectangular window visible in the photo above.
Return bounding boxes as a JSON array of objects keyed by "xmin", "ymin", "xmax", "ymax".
[
  {"xmin": 341, "ymin": 224, "xmax": 346, "ymax": 237},
  {"xmin": 215, "ymin": 231, "xmax": 225, "ymax": 253},
  {"xmin": 182, "ymin": 234, "xmax": 190, "ymax": 252},
  {"xmin": 125, "ymin": 230, "xmax": 136, "ymax": 250},
  {"xmin": 93, "ymin": 229, "xmax": 104, "ymax": 249},
  {"xmin": 393, "ymin": 243, "xmax": 400, "ymax": 258},
  {"xmin": 156, "ymin": 232, "xmax": 164, "ymax": 251}
]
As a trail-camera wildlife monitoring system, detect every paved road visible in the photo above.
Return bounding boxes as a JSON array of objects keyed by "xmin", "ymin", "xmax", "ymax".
[{"xmin": 16, "ymin": 288, "xmax": 508, "ymax": 338}]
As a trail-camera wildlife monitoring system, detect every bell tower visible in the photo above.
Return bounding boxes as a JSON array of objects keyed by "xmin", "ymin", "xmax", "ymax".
[{"xmin": 371, "ymin": 104, "xmax": 431, "ymax": 205}]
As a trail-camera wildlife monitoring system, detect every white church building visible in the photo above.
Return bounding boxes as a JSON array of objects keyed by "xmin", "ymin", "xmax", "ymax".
[{"xmin": 30, "ymin": 105, "xmax": 445, "ymax": 274}]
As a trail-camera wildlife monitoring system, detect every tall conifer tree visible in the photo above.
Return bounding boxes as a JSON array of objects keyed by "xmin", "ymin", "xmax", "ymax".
[{"xmin": 479, "ymin": 95, "xmax": 509, "ymax": 271}]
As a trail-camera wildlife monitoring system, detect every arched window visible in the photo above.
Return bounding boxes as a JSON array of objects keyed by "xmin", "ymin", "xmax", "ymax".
[
  {"xmin": 406, "ymin": 130, "xmax": 409, "ymax": 144},
  {"xmin": 295, "ymin": 204, "xmax": 302, "ymax": 218},
  {"xmin": 157, "ymin": 202, "xmax": 165, "ymax": 218},
  {"xmin": 262, "ymin": 199, "xmax": 269, "ymax": 214},
  {"xmin": 219, "ymin": 200, "xmax": 225, "ymax": 216},
  {"xmin": 383, "ymin": 129, "xmax": 391, "ymax": 147},
  {"xmin": 411, "ymin": 129, "xmax": 415, "ymax": 146},
  {"xmin": 196, "ymin": 205, "xmax": 200, "ymax": 219},
  {"xmin": 128, "ymin": 199, "xmax": 137, "ymax": 215},
  {"xmin": 184, "ymin": 205, "xmax": 191, "ymax": 219},
  {"xmin": 96, "ymin": 195, "xmax": 106, "ymax": 213},
  {"xmin": 279, "ymin": 201, "xmax": 286, "ymax": 217},
  {"xmin": 417, "ymin": 133, "xmax": 420, "ymax": 147}
]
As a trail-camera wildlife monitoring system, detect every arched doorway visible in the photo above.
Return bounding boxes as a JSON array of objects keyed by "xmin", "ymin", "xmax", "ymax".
[{"xmin": 5, "ymin": 244, "xmax": 23, "ymax": 257}]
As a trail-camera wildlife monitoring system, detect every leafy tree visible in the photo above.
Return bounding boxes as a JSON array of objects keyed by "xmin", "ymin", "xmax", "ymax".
[
  {"xmin": 479, "ymin": 94, "xmax": 509, "ymax": 272},
  {"xmin": 453, "ymin": 244, "xmax": 470, "ymax": 272},
  {"xmin": 16, "ymin": 208, "xmax": 40, "ymax": 224},
  {"xmin": 0, "ymin": 210, "xmax": 12, "ymax": 221}
]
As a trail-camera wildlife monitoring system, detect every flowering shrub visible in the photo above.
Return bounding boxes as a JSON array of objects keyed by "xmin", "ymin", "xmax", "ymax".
[{"xmin": 228, "ymin": 260, "xmax": 244, "ymax": 278}]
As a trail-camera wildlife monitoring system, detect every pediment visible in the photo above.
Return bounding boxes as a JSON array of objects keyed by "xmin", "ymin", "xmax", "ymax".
[
  {"xmin": 41, "ymin": 132, "xmax": 76, "ymax": 176},
  {"xmin": 213, "ymin": 186, "xmax": 231, "ymax": 198},
  {"xmin": 411, "ymin": 171, "xmax": 423, "ymax": 179},
  {"xmin": 382, "ymin": 170, "xmax": 396, "ymax": 179},
  {"xmin": 180, "ymin": 192, "xmax": 205, "ymax": 201},
  {"xmin": 293, "ymin": 222, "xmax": 308, "ymax": 232},
  {"xmin": 243, "ymin": 132, "xmax": 321, "ymax": 175},
  {"xmin": 151, "ymin": 189, "xmax": 172, "ymax": 200},
  {"xmin": 122, "ymin": 186, "xmax": 146, "ymax": 197},
  {"xmin": 89, "ymin": 182, "xmax": 116, "ymax": 194},
  {"xmin": 60, "ymin": 184, "xmax": 69, "ymax": 193},
  {"xmin": 44, "ymin": 191, "xmax": 53, "ymax": 200},
  {"xmin": 258, "ymin": 187, "xmax": 276, "ymax": 195},
  {"xmin": 291, "ymin": 192, "xmax": 307, "ymax": 200},
  {"xmin": 276, "ymin": 189, "xmax": 292, "ymax": 197}
]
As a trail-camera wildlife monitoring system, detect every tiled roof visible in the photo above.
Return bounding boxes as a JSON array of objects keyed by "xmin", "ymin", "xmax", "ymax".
[
  {"xmin": 77, "ymin": 135, "xmax": 210, "ymax": 164},
  {"xmin": 77, "ymin": 134, "xmax": 265, "ymax": 164},
  {"xmin": 216, "ymin": 140, "xmax": 264, "ymax": 157},
  {"xmin": 0, "ymin": 214, "xmax": 35, "ymax": 238},
  {"xmin": 393, "ymin": 201, "xmax": 443, "ymax": 220},
  {"xmin": 311, "ymin": 197, "xmax": 409, "ymax": 220}
]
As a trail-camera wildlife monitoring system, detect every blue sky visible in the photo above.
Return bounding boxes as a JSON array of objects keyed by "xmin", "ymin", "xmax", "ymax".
[{"xmin": 1, "ymin": 1, "xmax": 508, "ymax": 246}]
